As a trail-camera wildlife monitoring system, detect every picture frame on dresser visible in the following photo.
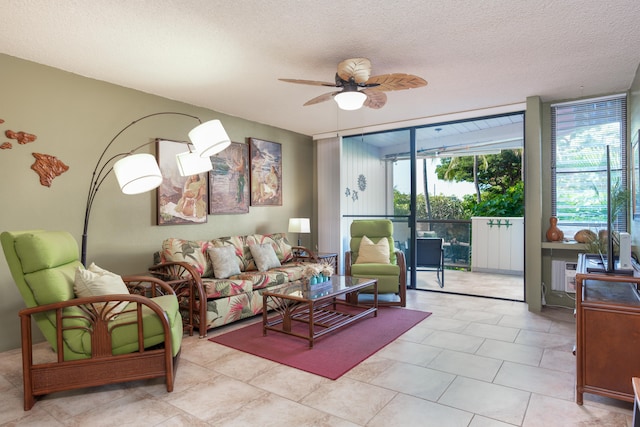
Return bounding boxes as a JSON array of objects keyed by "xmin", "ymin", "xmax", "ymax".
[{"xmin": 156, "ymin": 138, "xmax": 208, "ymax": 225}]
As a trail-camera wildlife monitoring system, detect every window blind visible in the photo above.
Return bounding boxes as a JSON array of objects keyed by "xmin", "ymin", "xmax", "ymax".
[{"xmin": 551, "ymin": 94, "xmax": 627, "ymax": 235}]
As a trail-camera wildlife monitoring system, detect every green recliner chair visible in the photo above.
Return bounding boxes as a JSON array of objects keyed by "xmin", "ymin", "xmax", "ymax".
[
  {"xmin": 1, "ymin": 230, "xmax": 183, "ymax": 410},
  {"xmin": 345, "ymin": 220, "xmax": 407, "ymax": 307}
]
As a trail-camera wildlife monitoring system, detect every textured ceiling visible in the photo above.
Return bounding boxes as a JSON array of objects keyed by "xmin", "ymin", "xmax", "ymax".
[{"xmin": 1, "ymin": 0, "xmax": 639, "ymax": 138}]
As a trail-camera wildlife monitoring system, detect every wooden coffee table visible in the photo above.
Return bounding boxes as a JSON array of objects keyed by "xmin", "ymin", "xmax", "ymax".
[{"xmin": 262, "ymin": 275, "xmax": 377, "ymax": 348}]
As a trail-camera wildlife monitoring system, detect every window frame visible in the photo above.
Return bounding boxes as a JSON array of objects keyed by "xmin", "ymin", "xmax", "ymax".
[{"xmin": 550, "ymin": 94, "xmax": 628, "ymax": 237}]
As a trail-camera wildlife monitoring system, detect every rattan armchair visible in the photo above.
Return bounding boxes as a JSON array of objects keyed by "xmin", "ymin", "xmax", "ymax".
[
  {"xmin": 345, "ymin": 219, "xmax": 407, "ymax": 307},
  {"xmin": 1, "ymin": 230, "xmax": 183, "ymax": 410}
]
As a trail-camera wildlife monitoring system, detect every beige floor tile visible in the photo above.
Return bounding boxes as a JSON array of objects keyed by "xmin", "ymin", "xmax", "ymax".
[
  {"xmin": 493, "ymin": 361, "xmax": 575, "ymax": 401},
  {"xmin": 497, "ymin": 314, "xmax": 553, "ymax": 332},
  {"xmin": 582, "ymin": 392, "xmax": 634, "ymax": 415},
  {"xmin": 344, "ymin": 354, "xmax": 397, "ymax": 382},
  {"xmin": 368, "ymin": 393, "xmax": 473, "ymax": 427},
  {"xmin": 548, "ymin": 319, "xmax": 576, "ymax": 336},
  {"xmin": 452, "ymin": 309, "xmax": 503, "ymax": 324},
  {"xmin": 417, "ymin": 315, "xmax": 470, "ymax": 332},
  {"xmin": 463, "ymin": 322, "xmax": 520, "ymax": 342},
  {"xmin": 422, "ymin": 330, "xmax": 486, "ymax": 353},
  {"xmin": 249, "ymin": 363, "xmax": 330, "ymax": 401},
  {"xmin": 514, "ymin": 329, "xmax": 575, "ymax": 350},
  {"xmin": 522, "ymin": 393, "xmax": 631, "ymax": 427},
  {"xmin": 64, "ymin": 392, "xmax": 182, "ymax": 427},
  {"xmin": 155, "ymin": 413, "xmax": 210, "ymax": 426},
  {"xmin": 376, "ymin": 339, "xmax": 442, "ymax": 366},
  {"xmin": 132, "ymin": 359, "xmax": 221, "ymax": 397},
  {"xmin": 210, "ymin": 392, "xmax": 359, "ymax": 427},
  {"xmin": 417, "ymin": 302, "xmax": 462, "ymax": 318},
  {"xmin": 38, "ymin": 383, "xmax": 144, "ymax": 420},
  {"xmin": 370, "ymin": 362, "xmax": 456, "ymax": 401},
  {"xmin": 301, "ymin": 377, "xmax": 397, "ymax": 425},
  {"xmin": 179, "ymin": 339, "xmax": 238, "ymax": 367},
  {"xmin": 438, "ymin": 376, "xmax": 530, "ymax": 425},
  {"xmin": 469, "ymin": 415, "xmax": 519, "ymax": 427},
  {"xmin": 476, "ymin": 339, "xmax": 543, "ymax": 366},
  {"xmin": 539, "ymin": 348, "xmax": 575, "ymax": 374},
  {"xmin": 397, "ymin": 323, "xmax": 435, "ymax": 342},
  {"xmin": 163, "ymin": 375, "xmax": 269, "ymax": 421},
  {"xmin": 428, "ymin": 349, "xmax": 503, "ymax": 382},
  {"xmin": 209, "ymin": 349, "xmax": 280, "ymax": 382}
]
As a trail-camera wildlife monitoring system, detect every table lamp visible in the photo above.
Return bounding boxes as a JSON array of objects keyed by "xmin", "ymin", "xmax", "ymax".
[{"xmin": 288, "ymin": 218, "xmax": 310, "ymax": 246}]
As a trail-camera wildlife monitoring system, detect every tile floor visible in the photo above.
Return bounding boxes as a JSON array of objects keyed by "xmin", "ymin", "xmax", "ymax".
[
  {"xmin": 0, "ymin": 290, "xmax": 634, "ymax": 426},
  {"xmin": 416, "ymin": 269, "xmax": 525, "ymax": 301}
]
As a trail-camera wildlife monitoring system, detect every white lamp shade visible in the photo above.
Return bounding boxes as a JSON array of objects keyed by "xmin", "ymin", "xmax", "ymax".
[
  {"xmin": 176, "ymin": 151, "xmax": 213, "ymax": 176},
  {"xmin": 334, "ymin": 91, "xmax": 367, "ymax": 110},
  {"xmin": 113, "ymin": 153, "xmax": 163, "ymax": 195},
  {"xmin": 288, "ymin": 218, "xmax": 310, "ymax": 233},
  {"xmin": 188, "ymin": 119, "xmax": 231, "ymax": 157}
]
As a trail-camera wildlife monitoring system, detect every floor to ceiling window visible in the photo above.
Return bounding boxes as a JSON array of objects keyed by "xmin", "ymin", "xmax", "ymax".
[{"xmin": 342, "ymin": 112, "xmax": 525, "ymax": 301}]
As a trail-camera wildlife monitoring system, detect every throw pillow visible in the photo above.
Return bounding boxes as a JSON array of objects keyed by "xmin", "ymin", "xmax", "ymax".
[
  {"xmin": 74, "ymin": 263, "xmax": 130, "ymax": 315},
  {"xmin": 249, "ymin": 243, "xmax": 282, "ymax": 272},
  {"xmin": 355, "ymin": 235, "xmax": 391, "ymax": 264},
  {"xmin": 207, "ymin": 245, "xmax": 241, "ymax": 279}
]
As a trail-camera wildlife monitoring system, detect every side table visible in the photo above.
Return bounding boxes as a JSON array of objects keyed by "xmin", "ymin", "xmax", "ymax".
[{"xmin": 293, "ymin": 247, "xmax": 338, "ymax": 272}]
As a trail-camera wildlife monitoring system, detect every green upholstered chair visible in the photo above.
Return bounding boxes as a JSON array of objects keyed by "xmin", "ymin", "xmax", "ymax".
[
  {"xmin": 1, "ymin": 230, "xmax": 183, "ymax": 410},
  {"xmin": 344, "ymin": 220, "xmax": 407, "ymax": 307}
]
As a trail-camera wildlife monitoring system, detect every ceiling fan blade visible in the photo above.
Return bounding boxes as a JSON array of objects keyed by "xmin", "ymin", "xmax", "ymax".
[
  {"xmin": 303, "ymin": 91, "xmax": 340, "ymax": 106},
  {"xmin": 365, "ymin": 73, "xmax": 428, "ymax": 91},
  {"xmin": 363, "ymin": 89, "xmax": 387, "ymax": 109},
  {"xmin": 337, "ymin": 58, "xmax": 371, "ymax": 84},
  {"xmin": 279, "ymin": 78, "xmax": 337, "ymax": 87}
]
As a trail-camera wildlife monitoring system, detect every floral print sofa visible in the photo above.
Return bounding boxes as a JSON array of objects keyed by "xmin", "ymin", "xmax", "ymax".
[{"xmin": 150, "ymin": 233, "xmax": 319, "ymax": 338}]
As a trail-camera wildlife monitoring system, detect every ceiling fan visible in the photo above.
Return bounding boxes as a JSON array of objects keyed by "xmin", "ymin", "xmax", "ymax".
[{"xmin": 279, "ymin": 58, "xmax": 427, "ymax": 110}]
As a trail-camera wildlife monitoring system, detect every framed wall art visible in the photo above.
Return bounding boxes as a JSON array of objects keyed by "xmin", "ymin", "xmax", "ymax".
[
  {"xmin": 156, "ymin": 139, "xmax": 208, "ymax": 225},
  {"xmin": 249, "ymin": 137, "xmax": 282, "ymax": 206},
  {"xmin": 208, "ymin": 141, "xmax": 249, "ymax": 214}
]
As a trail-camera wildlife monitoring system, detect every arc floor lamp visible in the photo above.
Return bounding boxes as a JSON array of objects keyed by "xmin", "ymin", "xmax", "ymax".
[{"xmin": 81, "ymin": 112, "xmax": 231, "ymax": 266}]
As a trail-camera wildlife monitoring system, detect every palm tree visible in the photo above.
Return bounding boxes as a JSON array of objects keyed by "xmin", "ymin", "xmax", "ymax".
[{"xmin": 443, "ymin": 154, "xmax": 488, "ymax": 203}]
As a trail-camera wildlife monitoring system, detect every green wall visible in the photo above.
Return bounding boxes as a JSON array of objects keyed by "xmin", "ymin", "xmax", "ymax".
[
  {"xmin": 0, "ymin": 54, "xmax": 313, "ymax": 351},
  {"xmin": 530, "ymin": 63, "xmax": 640, "ymax": 310}
]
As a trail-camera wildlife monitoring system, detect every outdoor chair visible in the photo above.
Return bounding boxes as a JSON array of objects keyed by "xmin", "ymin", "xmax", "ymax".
[
  {"xmin": 416, "ymin": 237, "xmax": 445, "ymax": 288},
  {"xmin": 1, "ymin": 230, "xmax": 183, "ymax": 410},
  {"xmin": 345, "ymin": 219, "xmax": 406, "ymax": 307}
]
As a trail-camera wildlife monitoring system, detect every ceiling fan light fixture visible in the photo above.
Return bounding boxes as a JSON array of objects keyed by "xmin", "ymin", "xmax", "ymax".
[{"xmin": 334, "ymin": 91, "xmax": 367, "ymax": 110}]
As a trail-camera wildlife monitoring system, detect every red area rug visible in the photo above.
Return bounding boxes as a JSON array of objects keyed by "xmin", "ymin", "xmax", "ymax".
[{"xmin": 208, "ymin": 307, "xmax": 431, "ymax": 380}]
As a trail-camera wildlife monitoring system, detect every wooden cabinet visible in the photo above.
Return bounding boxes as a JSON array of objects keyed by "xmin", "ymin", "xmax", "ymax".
[{"xmin": 575, "ymin": 254, "xmax": 640, "ymax": 404}]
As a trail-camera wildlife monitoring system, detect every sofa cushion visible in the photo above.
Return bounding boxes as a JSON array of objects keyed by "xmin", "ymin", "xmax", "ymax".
[
  {"xmin": 246, "ymin": 233, "xmax": 294, "ymax": 264},
  {"xmin": 161, "ymin": 238, "xmax": 213, "ymax": 278},
  {"xmin": 269, "ymin": 262, "xmax": 310, "ymax": 282},
  {"xmin": 356, "ymin": 235, "xmax": 390, "ymax": 264},
  {"xmin": 207, "ymin": 245, "xmax": 241, "ymax": 279},
  {"xmin": 74, "ymin": 263, "xmax": 130, "ymax": 315},
  {"xmin": 249, "ymin": 243, "xmax": 282, "ymax": 272},
  {"xmin": 210, "ymin": 235, "xmax": 250, "ymax": 271}
]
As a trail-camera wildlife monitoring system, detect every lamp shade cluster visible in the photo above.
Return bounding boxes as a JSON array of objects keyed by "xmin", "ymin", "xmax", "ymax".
[
  {"xmin": 82, "ymin": 112, "xmax": 231, "ymax": 266},
  {"xmin": 112, "ymin": 118, "xmax": 230, "ymax": 195}
]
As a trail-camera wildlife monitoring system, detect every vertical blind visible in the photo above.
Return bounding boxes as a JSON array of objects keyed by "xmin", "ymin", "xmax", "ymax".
[{"xmin": 551, "ymin": 94, "xmax": 627, "ymax": 234}]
